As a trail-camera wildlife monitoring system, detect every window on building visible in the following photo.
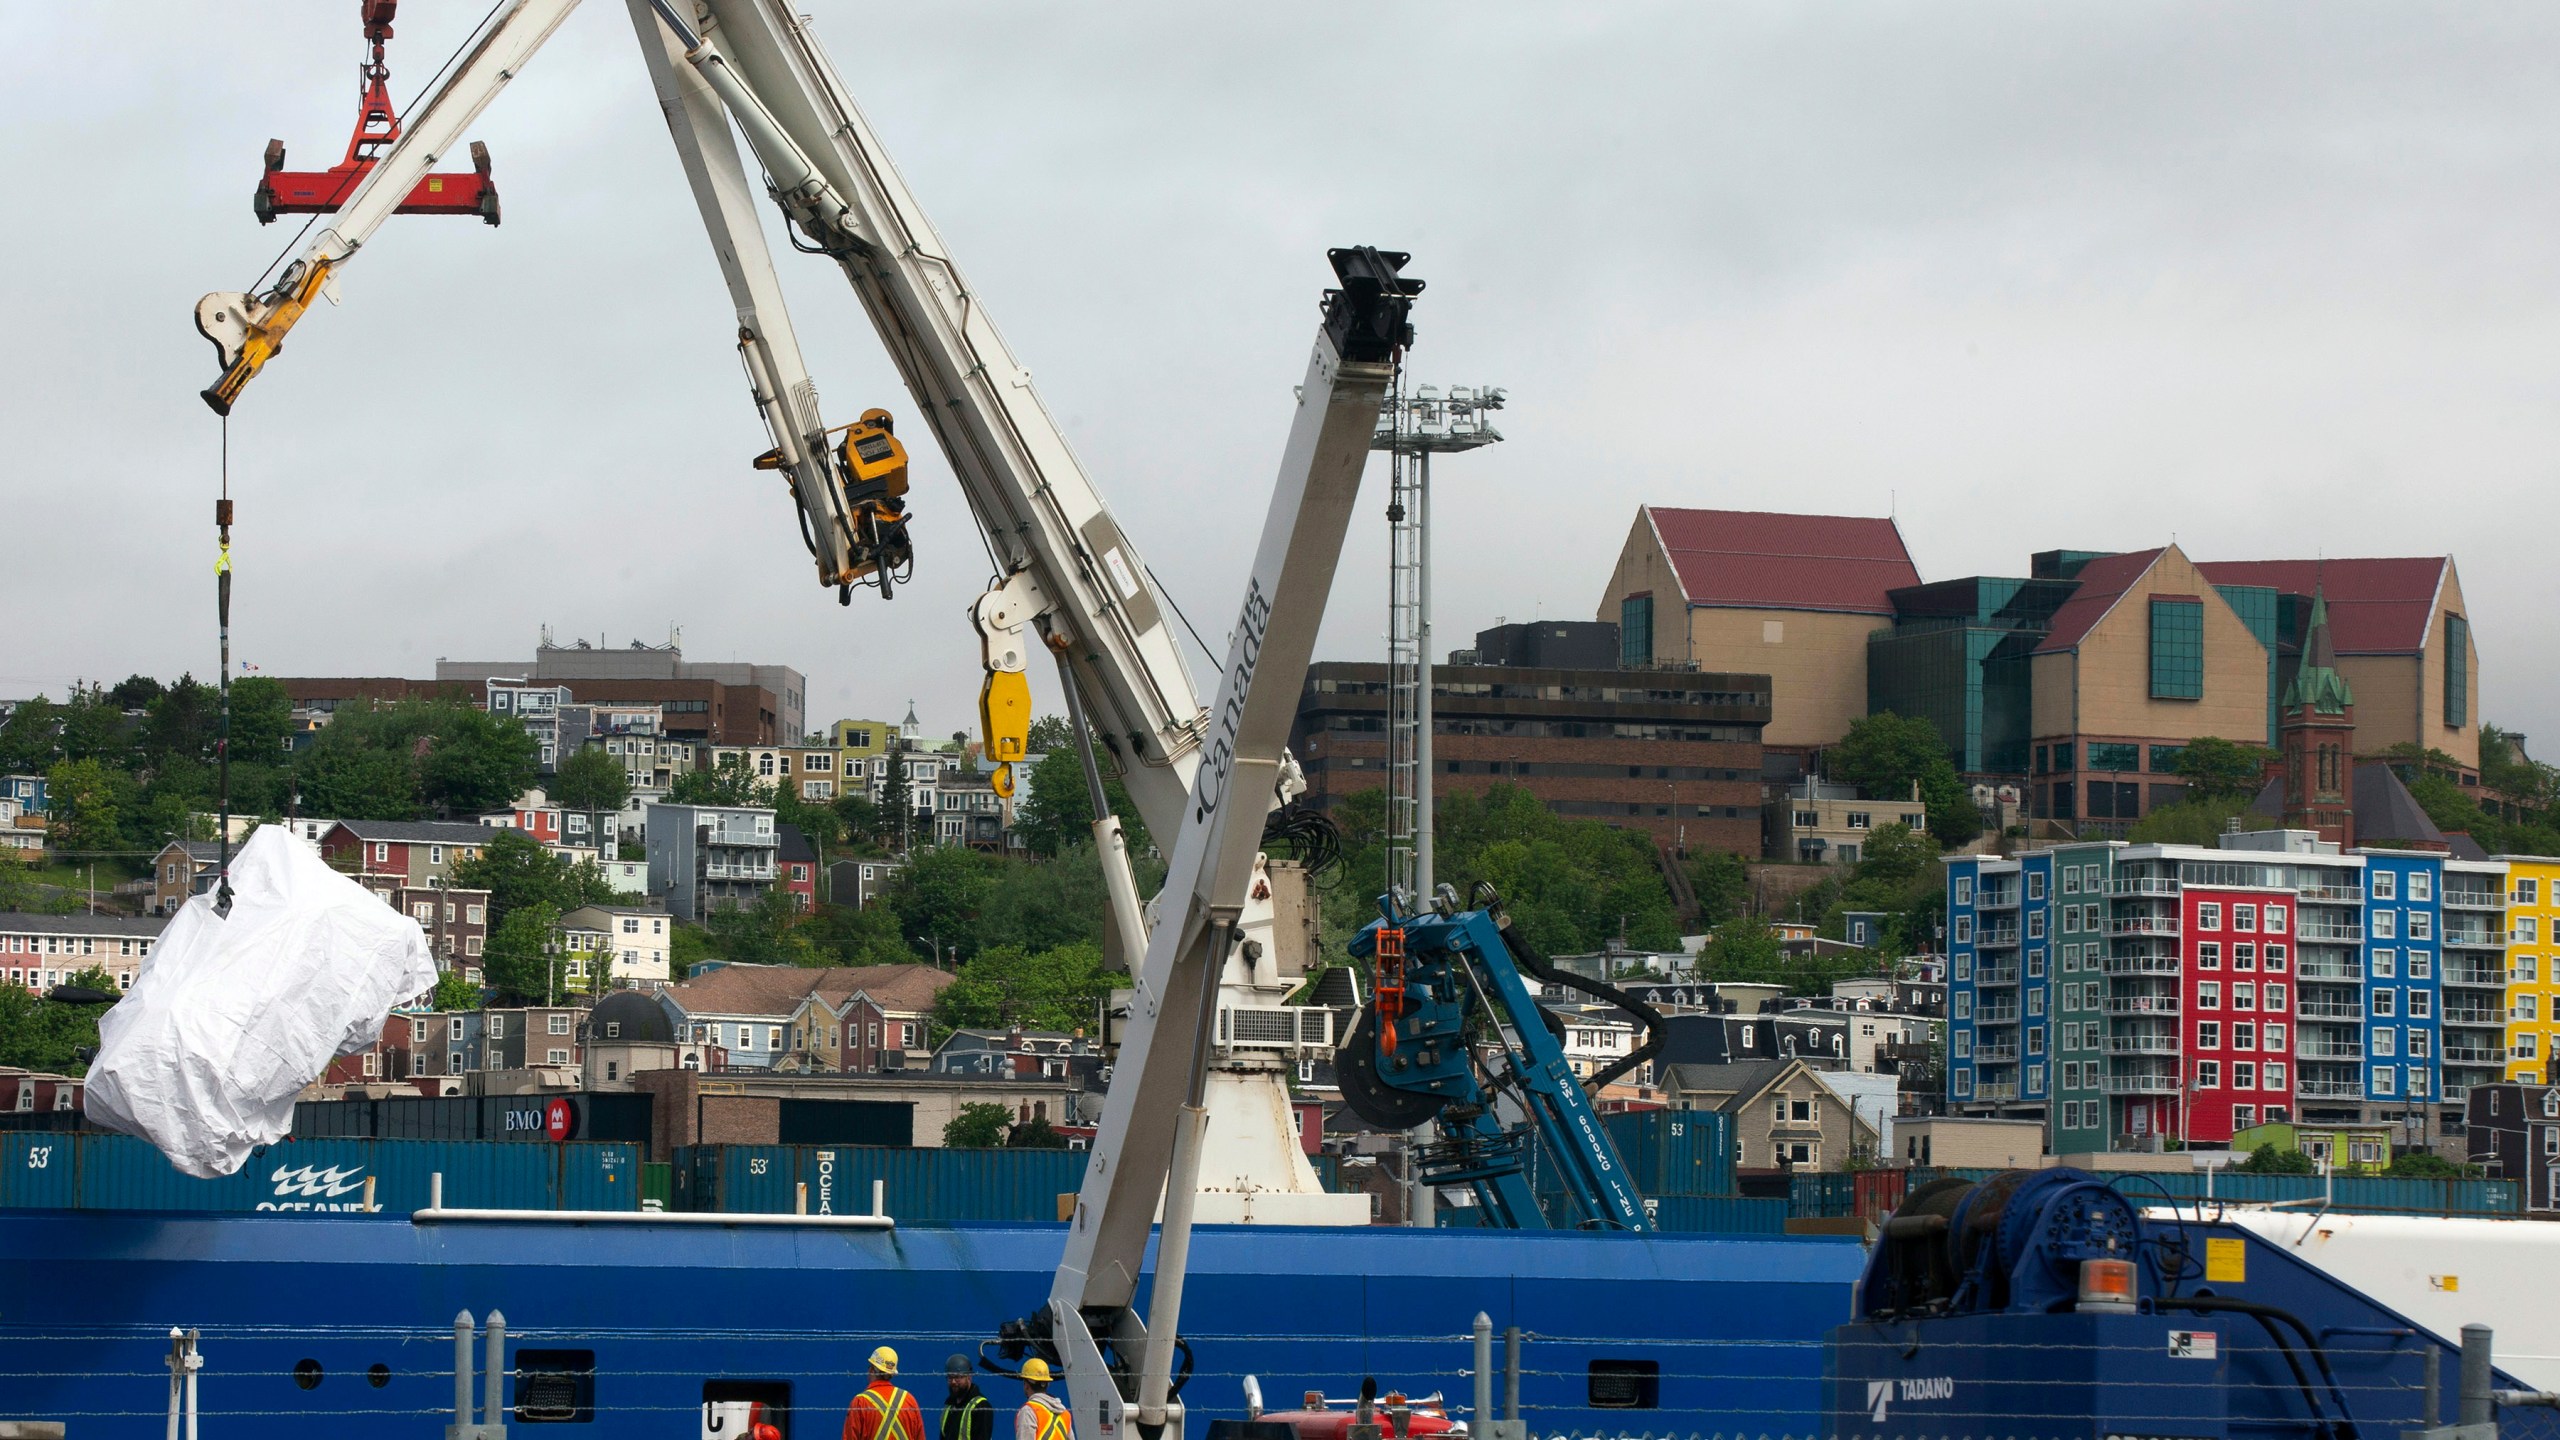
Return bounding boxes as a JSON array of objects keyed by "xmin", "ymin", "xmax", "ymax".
[
  {"xmin": 2233, "ymin": 983, "xmax": 2257, "ymax": 1012},
  {"xmin": 2265, "ymin": 1023, "xmax": 2286, "ymax": 1052},
  {"xmin": 2411, "ymin": 912, "xmax": 2434, "ymax": 941},
  {"xmin": 2234, "ymin": 1062, "xmax": 2257, "ymax": 1089},
  {"xmin": 2199, "ymin": 903, "xmax": 2223, "ymax": 930},
  {"xmin": 2518, "ymin": 955, "xmax": 2541, "ymax": 983},
  {"xmin": 2264, "ymin": 983, "xmax": 2286, "ymax": 1009},
  {"xmin": 2234, "ymin": 943, "xmax": 2257, "ymax": 971},
  {"xmin": 2149, "ymin": 597, "xmax": 2205, "ymax": 700},
  {"xmin": 2373, "ymin": 1067, "xmax": 2397, "ymax": 1095},
  {"xmin": 1955, "ymin": 877, "xmax": 1973, "ymax": 906},
  {"xmin": 2196, "ymin": 1060, "xmax": 2222, "ymax": 1089},
  {"xmin": 2199, "ymin": 1021, "xmax": 2221, "ymax": 1048},
  {"xmin": 2372, "ymin": 1027, "xmax": 2397, "ymax": 1057},
  {"xmin": 2234, "ymin": 1103, "xmax": 2257, "ymax": 1129},
  {"xmin": 2374, "ymin": 872, "xmax": 2396, "ymax": 901},
  {"xmin": 2233, "ymin": 1022, "xmax": 2256, "ymax": 1050},
  {"xmin": 2409, "ymin": 951, "xmax": 2432, "ymax": 979},
  {"xmin": 547, "ymin": 1048, "xmax": 569, "ymax": 1065},
  {"xmin": 2373, "ymin": 950, "xmax": 2396, "ymax": 978},
  {"xmin": 2088, "ymin": 742, "xmax": 2140, "ymax": 773},
  {"xmin": 2446, "ymin": 614, "xmax": 2469, "ymax": 727},
  {"xmin": 2199, "ymin": 982, "xmax": 2221, "ymax": 1009},
  {"xmin": 1620, "ymin": 594, "xmax": 1653, "ymax": 665},
  {"xmin": 2523, "ymin": 918, "xmax": 2543, "ymax": 945},
  {"xmin": 2518, "ymin": 1034, "xmax": 2541, "ymax": 1060},
  {"xmin": 2199, "ymin": 943, "xmax": 2222, "ymax": 969},
  {"xmin": 548, "ymin": 1014, "xmax": 570, "ymax": 1035},
  {"xmin": 2234, "ymin": 905, "xmax": 2258, "ymax": 933},
  {"xmin": 2264, "ymin": 1062, "xmax": 2287, "ymax": 1090},
  {"xmin": 2373, "ymin": 911, "xmax": 2396, "ymax": 940},
  {"xmin": 2409, "ymin": 1029, "xmax": 2431, "ymax": 1057},
  {"xmin": 2265, "ymin": 944, "xmax": 2288, "ymax": 972},
  {"xmin": 2374, "ymin": 989, "xmax": 2397, "ymax": 1017},
  {"xmin": 2519, "ymin": 995, "xmax": 2542, "ymax": 1022}
]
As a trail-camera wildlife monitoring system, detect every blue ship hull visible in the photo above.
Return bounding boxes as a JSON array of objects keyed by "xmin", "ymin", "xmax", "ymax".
[{"xmin": 0, "ymin": 1212, "xmax": 1859, "ymax": 1438}]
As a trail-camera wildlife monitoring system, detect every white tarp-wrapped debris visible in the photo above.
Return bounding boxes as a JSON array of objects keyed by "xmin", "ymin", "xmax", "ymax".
[{"xmin": 84, "ymin": 827, "xmax": 437, "ymax": 1178}]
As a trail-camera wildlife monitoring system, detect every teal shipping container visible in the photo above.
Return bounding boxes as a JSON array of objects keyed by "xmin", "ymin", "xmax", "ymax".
[
  {"xmin": 673, "ymin": 1145, "xmax": 801, "ymax": 1214},
  {"xmin": 1602, "ymin": 1110, "xmax": 1736, "ymax": 1196},
  {"xmin": 1646, "ymin": 1194, "xmax": 1788, "ymax": 1234},
  {"xmin": 40, "ymin": 1134, "xmax": 597, "ymax": 1215},
  {"xmin": 557, "ymin": 1142, "xmax": 643, "ymax": 1211},
  {"xmin": 803, "ymin": 1146, "xmax": 1088, "ymax": 1221},
  {"xmin": 1, "ymin": 1133, "xmax": 76, "ymax": 1208},
  {"xmin": 1789, "ymin": 1172, "xmax": 1856, "ymax": 1219}
]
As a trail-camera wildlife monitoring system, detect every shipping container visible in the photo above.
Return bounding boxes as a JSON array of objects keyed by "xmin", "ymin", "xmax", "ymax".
[
  {"xmin": 59, "ymin": 1134, "xmax": 590, "ymax": 1215},
  {"xmin": 558, "ymin": 1143, "xmax": 644, "ymax": 1211},
  {"xmin": 1852, "ymin": 1167, "xmax": 1908, "ymax": 1223},
  {"xmin": 641, "ymin": 1161, "xmax": 673, "ymax": 1211},
  {"xmin": 674, "ymin": 1145, "xmax": 802, "ymax": 1214},
  {"xmin": 1647, "ymin": 1194, "xmax": 1789, "ymax": 1235},
  {"xmin": 1602, "ymin": 1110, "xmax": 1736, "ymax": 1196},
  {"xmin": 1, "ymin": 1133, "xmax": 75, "ymax": 1208},
  {"xmin": 1788, "ymin": 1172, "xmax": 1856, "ymax": 1219},
  {"xmin": 374, "ymin": 1097, "xmax": 481, "ymax": 1141},
  {"xmin": 776, "ymin": 1099, "xmax": 912, "ymax": 1148},
  {"xmin": 289, "ymin": 1093, "xmax": 652, "ymax": 1145},
  {"xmin": 807, "ymin": 1146, "xmax": 1089, "ymax": 1221}
]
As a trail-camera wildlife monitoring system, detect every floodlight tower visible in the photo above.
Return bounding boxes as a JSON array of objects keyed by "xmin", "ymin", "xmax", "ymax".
[{"xmin": 1373, "ymin": 382, "xmax": 1506, "ymax": 902}]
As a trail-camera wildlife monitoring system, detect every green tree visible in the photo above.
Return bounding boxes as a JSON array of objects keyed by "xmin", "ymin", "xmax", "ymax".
[
  {"xmin": 227, "ymin": 677, "xmax": 295, "ymax": 764},
  {"xmin": 0, "ymin": 853, "xmax": 78, "ymax": 915},
  {"xmin": 107, "ymin": 675, "xmax": 165, "ymax": 711},
  {"xmin": 1025, "ymin": 715, "xmax": 1078, "ymax": 754},
  {"xmin": 43, "ymin": 758, "xmax": 132, "ymax": 857},
  {"xmin": 670, "ymin": 923, "xmax": 720, "ymax": 979},
  {"xmin": 1007, "ymin": 1115, "xmax": 1070, "ymax": 1149},
  {"xmin": 943, "ymin": 1101, "xmax": 1012, "ymax": 1148},
  {"xmin": 802, "ymin": 901, "xmax": 916, "ymax": 966},
  {"xmin": 702, "ymin": 889, "xmax": 821, "ymax": 967},
  {"xmin": 53, "ymin": 685, "xmax": 130, "ymax": 767},
  {"xmin": 974, "ymin": 843, "xmax": 1162, "ymax": 957},
  {"xmin": 934, "ymin": 941, "xmax": 1110, "ymax": 1034},
  {"xmin": 430, "ymin": 970, "xmax": 484, "ymax": 1010},
  {"xmin": 482, "ymin": 901, "xmax": 566, "ymax": 1005},
  {"xmin": 139, "ymin": 676, "xmax": 217, "ymax": 766},
  {"xmin": 418, "ymin": 706, "xmax": 539, "ymax": 817},
  {"xmin": 2173, "ymin": 737, "xmax": 2277, "ymax": 802},
  {"xmin": 670, "ymin": 753, "xmax": 773, "ymax": 807},
  {"xmin": 0, "ymin": 696, "xmax": 60, "ymax": 774},
  {"xmin": 294, "ymin": 729, "xmax": 421, "ymax": 820},
  {"xmin": 1684, "ymin": 850, "xmax": 1751, "ymax": 930},
  {"xmin": 552, "ymin": 746, "xmax": 632, "ymax": 857},
  {"xmin": 450, "ymin": 830, "xmax": 614, "ymax": 929},
  {"xmin": 889, "ymin": 845, "xmax": 1008, "ymax": 960},
  {"xmin": 876, "ymin": 747, "xmax": 915, "ymax": 850},
  {"xmin": 1012, "ymin": 743, "xmax": 1149, "ymax": 858},
  {"xmin": 2129, "ymin": 796, "xmax": 2269, "ymax": 847},
  {"xmin": 2384, "ymin": 1150, "xmax": 2477, "ymax": 1179},
  {"xmin": 1824, "ymin": 712, "xmax": 1982, "ymax": 848},
  {"xmin": 2237, "ymin": 1142, "xmax": 2317, "ymax": 1175},
  {"xmin": 1699, "ymin": 916, "xmax": 1787, "ymax": 984},
  {"xmin": 0, "ymin": 966, "xmax": 120, "ymax": 1073},
  {"xmin": 832, "ymin": 793, "xmax": 890, "ymax": 854}
]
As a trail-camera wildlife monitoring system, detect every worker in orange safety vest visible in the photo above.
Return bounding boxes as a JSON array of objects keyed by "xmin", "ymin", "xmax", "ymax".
[
  {"xmin": 1015, "ymin": 1358, "xmax": 1071, "ymax": 1440},
  {"xmin": 844, "ymin": 1346, "xmax": 925, "ymax": 1440}
]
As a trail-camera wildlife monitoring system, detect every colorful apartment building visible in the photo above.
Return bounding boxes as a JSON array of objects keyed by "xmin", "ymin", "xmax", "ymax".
[
  {"xmin": 2503, "ymin": 856, "xmax": 2560, "ymax": 1081},
  {"xmin": 1950, "ymin": 834, "xmax": 2516, "ymax": 1149}
]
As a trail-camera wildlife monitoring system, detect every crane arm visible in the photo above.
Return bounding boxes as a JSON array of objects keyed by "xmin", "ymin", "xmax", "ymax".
[{"xmin": 194, "ymin": 0, "xmax": 581, "ymax": 415}]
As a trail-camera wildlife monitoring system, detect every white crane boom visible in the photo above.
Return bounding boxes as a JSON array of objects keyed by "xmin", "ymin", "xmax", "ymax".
[{"xmin": 189, "ymin": 7, "xmax": 1427, "ymax": 1434}]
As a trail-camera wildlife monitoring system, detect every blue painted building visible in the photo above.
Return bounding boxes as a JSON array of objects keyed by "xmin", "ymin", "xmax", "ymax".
[{"xmin": 1, "ymin": 774, "xmax": 45, "ymax": 815}]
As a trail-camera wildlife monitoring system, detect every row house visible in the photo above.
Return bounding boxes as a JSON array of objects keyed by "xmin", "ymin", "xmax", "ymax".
[
  {"xmin": 486, "ymin": 681, "xmax": 582, "ymax": 771},
  {"xmin": 560, "ymin": 903, "xmax": 673, "ymax": 985},
  {"xmin": 0, "ymin": 776, "xmax": 46, "ymax": 815},
  {"xmin": 391, "ymin": 1005, "xmax": 589, "ymax": 1077},
  {"xmin": 778, "ymin": 826, "xmax": 820, "ymax": 912},
  {"xmin": 322, "ymin": 820, "xmax": 500, "ymax": 887},
  {"xmin": 825, "ymin": 856, "xmax": 907, "ymax": 909},
  {"xmin": 479, "ymin": 789, "xmax": 566, "ymax": 846},
  {"xmin": 709, "ymin": 744, "xmax": 843, "ymax": 804},
  {"xmin": 659, "ymin": 961, "xmax": 954, "ymax": 1073},
  {"xmin": 0, "ymin": 1068, "xmax": 81, "ymax": 1115},
  {"xmin": 778, "ymin": 964, "xmax": 952, "ymax": 1073},
  {"xmin": 150, "ymin": 839, "xmax": 224, "ymax": 915},
  {"xmin": 0, "ymin": 797, "xmax": 38, "ymax": 856},
  {"xmin": 360, "ymin": 882, "xmax": 493, "ymax": 978},
  {"xmin": 0, "ymin": 914, "xmax": 163, "ymax": 992},
  {"xmin": 929, "ymin": 1027, "xmax": 1091, "ymax": 1080}
]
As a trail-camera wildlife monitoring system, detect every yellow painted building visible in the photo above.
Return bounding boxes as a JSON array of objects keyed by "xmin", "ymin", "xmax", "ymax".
[
  {"xmin": 2505, "ymin": 856, "xmax": 2560, "ymax": 1082},
  {"xmin": 822, "ymin": 718, "xmax": 901, "ymax": 802}
]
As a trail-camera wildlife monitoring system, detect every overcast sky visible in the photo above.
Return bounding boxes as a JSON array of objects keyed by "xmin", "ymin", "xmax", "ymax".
[{"xmin": 10, "ymin": 3, "xmax": 2560, "ymax": 751}]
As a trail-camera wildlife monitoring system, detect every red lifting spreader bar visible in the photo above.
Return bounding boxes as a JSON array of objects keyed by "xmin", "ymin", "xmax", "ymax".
[{"xmin": 255, "ymin": 1, "xmax": 498, "ymax": 226}]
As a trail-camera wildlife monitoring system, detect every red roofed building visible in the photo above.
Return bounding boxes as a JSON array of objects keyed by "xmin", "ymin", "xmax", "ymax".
[
  {"xmin": 1600, "ymin": 507, "xmax": 1919, "ymax": 748},
  {"xmin": 2025, "ymin": 545, "xmax": 2273, "ymax": 830},
  {"xmin": 2194, "ymin": 556, "xmax": 2478, "ymax": 776}
]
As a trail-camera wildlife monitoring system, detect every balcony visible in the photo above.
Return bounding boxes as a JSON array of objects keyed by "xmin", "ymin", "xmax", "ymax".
[
  {"xmin": 1970, "ymin": 1082, "xmax": 2020, "ymax": 1103},
  {"xmin": 2104, "ymin": 1034, "xmax": 2182, "ymax": 1055},
  {"xmin": 2443, "ymin": 1005, "xmax": 2505, "ymax": 1027},
  {"xmin": 2295, "ymin": 959, "xmax": 2364, "ymax": 982},
  {"xmin": 1976, "ymin": 1004, "xmax": 2020, "ymax": 1025},
  {"xmin": 1974, "ymin": 966, "xmax": 2020, "ymax": 986},
  {"xmin": 2444, "ymin": 890, "xmax": 2506, "ymax": 912},
  {"xmin": 1975, "ymin": 1042, "xmax": 2020, "ymax": 1063},
  {"xmin": 2296, "ymin": 999, "xmax": 2364, "ymax": 1020},
  {"xmin": 2103, "ymin": 954, "xmax": 2183, "ymax": 977},
  {"xmin": 2443, "ymin": 928, "xmax": 2506, "ymax": 951},
  {"xmin": 2102, "ymin": 994, "xmax": 2181, "ymax": 1017},
  {"xmin": 1976, "ymin": 890, "xmax": 2021, "ymax": 912},
  {"xmin": 2299, "ymin": 1077, "xmax": 2366, "ymax": 1100},
  {"xmin": 2107, "ymin": 878, "xmax": 2183, "ymax": 898},
  {"xmin": 1976, "ymin": 925, "xmax": 2021, "ymax": 949},
  {"xmin": 2107, "ymin": 916, "xmax": 2183, "ymax": 938},
  {"xmin": 2296, "ymin": 1038, "xmax": 2365, "ymax": 1060},
  {"xmin": 2443, "ymin": 1043, "xmax": 2507, "ymax": 1064},
  {"xmin": 2443, "ymin": 963, "xmax": 2506, "ymax": 989},
  {"xmin": 2295, "ymin": 882, "xmax": 2362, "ymax": 903},
  {"xmin": 2297, "ymin": 921, "xmax": 2366, "ymax": 942},
  {"xmin": 2102, "ymin": 1072, "xmax": 2182, "ymax": 1095}
]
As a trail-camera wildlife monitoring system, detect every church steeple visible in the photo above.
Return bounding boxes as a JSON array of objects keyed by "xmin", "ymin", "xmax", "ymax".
[{"xmin": 2279, "ymin": 588, "xmax": 2356, "ymax": 845}]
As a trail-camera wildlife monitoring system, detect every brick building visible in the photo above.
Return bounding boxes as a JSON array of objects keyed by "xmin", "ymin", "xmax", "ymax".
[
  {"xmin": 1290, "ymin": 656, "xmax": 1769, "ymax": 855},
  {"xmin": 0, "ymin": 914, "xmax": 163, "ymax": 992}
]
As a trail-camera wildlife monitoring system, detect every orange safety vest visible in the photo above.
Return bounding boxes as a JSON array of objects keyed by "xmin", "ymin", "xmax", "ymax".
[
  {"xmin": 849, "ymin": 1384, "xmax": 922, "ymax": 1440},
  {"xmin": 1024, "ymin": 1393, "xmax": 1071, "ymax": 1440}
]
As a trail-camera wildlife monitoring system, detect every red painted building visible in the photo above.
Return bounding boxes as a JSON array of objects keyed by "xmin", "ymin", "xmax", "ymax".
[
  {"xmin": 777, "ymin": 824, "xmax": 819, "ymax": 914},
  {"xmin": 2175, "ymin": 886, "xmax": 2298, "ymax": 1143}
]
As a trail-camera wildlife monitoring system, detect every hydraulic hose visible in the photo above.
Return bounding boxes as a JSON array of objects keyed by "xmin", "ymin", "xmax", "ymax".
[
  {"xmin": 1490, "ymin": 906, "xmax": 1664, "ymax": 1091},
  {"xmin": 2167, "ymin": 1294, "xmax": 2360, "ymax": 1440}
]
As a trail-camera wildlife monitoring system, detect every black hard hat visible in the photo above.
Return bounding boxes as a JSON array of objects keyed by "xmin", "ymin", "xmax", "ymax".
[{"xmin": 946, "ymin": 1354, "xmax": 973, "ymax": 1379}]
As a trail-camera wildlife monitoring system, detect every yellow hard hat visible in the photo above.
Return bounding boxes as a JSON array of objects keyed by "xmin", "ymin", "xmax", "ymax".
[
  {"xmin": 1019, "ymin": 1358, "xmax": 1053, "ymax": 1384},
  {"xmin": 870, "ymin": 1346, "xmax": 900, "ymax": 1375}
]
